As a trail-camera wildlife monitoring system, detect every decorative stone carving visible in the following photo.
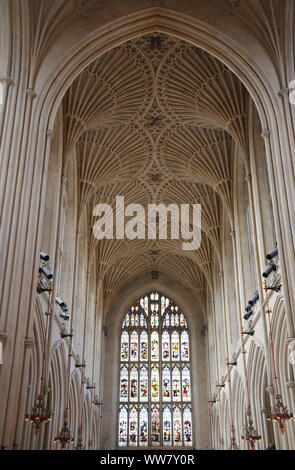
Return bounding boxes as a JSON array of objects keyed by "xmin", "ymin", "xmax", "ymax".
[
  {"xmin": 0, "ymin": 76, "xmax": 13, "ymax": 85},
  {"xmin": 261, "ymin": 129, "xmax": 271, "ymax": 139},
  {"xmin": 24, "ymin": 337, "xmax": 35, "ymax": 349},
  {"xmin": 25, "ymin": 88, "xmax": 37, "ymax": 98}
]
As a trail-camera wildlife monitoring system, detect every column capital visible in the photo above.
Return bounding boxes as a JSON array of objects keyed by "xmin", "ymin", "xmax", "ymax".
[
  {"xmin": 261, "ymin": 129, "xmax": 271, "ymax": 139},
  {"xmin": 245, "ymin": 174, "xmax": 252, "ymax": 182},
  {"xmin": 24, "ymin": 337, "xmax": 35, "ymax": 349},
  {"xmin": 0, "ymin": 76, "xmax": 13, "ymax": 85},
  {"xmin": 278, "ymin": 86, "xmax": 289, "ymax": 97},
  {"xmin": 25, "ymin": 88, "xmax": 36, "ymax": 99},
  {"xmin": 0, "ymin": 331, "xmax": 8, "ymax": 342},
  {"xmin": 286, "ymin": 337, "xmax": 295, "ymax": 345},
  {"xmin": 286, "ymin": 381, "xmax": 295, "ymax": 388},
  {"xmin": 266, "ymin": 385, "xmax": 274, "ymax": 395},
  {"xmin": 46, "ymin": 129, "xmax": 55, "ymax": 139}
]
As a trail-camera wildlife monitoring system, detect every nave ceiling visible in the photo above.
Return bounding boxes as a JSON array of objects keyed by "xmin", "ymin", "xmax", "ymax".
[{"xmin": 62, "ymin": 32, "xmax": 250, "ymax": 308}]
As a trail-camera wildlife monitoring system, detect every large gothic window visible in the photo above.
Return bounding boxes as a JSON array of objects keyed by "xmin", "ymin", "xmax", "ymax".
[{"xmin": 118, "ymin": 292, "xmax": 193, "ymax": 447}]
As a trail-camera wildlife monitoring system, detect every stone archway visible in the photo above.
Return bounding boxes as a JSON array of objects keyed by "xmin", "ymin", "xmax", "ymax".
[
  {"xmin": 1, "ymin": 2, "xmax": 295, "ymax": 449},
  {"xmin": 102, "ymin": 272, "xmax": 208, "ymax": 449}
]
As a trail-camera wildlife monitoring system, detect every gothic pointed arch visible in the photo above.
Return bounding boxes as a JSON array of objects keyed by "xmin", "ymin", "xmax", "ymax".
[{"xmin": 118, "ymin": 291, "xmax": 193, "ymax": 447}]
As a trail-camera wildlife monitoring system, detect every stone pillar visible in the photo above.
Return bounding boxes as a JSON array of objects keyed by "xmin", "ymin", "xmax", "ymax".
[
  {"xmin": 262, "ymin": 126, "xmax": 295, "ymax": 336},
  {"xmin": 0, "ymin": 2, "xmax": 53, "ymax": 447}
]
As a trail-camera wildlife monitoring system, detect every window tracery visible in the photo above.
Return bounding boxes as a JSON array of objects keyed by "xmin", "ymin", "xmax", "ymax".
[{"xmin": 118, "ymin": 292, "xmax": 193, "ymax": 447}]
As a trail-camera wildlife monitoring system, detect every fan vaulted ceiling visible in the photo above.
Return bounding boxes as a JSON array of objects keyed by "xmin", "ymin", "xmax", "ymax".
[{"xmin": 63, "ymin": 32, "xmax": 249, "ymax": 309}]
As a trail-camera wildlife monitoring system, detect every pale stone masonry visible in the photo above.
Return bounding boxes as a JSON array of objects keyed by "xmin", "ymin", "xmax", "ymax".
[{"xmin": 0, "ymin": 0, "xmax": 294, "ymax": 450}]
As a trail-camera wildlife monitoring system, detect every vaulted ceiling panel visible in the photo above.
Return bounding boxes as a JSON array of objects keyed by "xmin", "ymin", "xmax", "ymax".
[{"xmin": 63, "ymin": 32, "xmax": 250, "ymax": 307}]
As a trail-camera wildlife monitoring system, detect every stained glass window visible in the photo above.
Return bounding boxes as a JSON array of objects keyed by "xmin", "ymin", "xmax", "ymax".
[
  {"xmin": 120, "ymin": 365, "xmax": 129, "ymax": 402},
  {"xmin": 118, "ymin": 292, "xmax": 193, "ymax": 447},
  {"xmin": 129, "ymin": 405, "xmax": 138, "ymax": 445},
  {"xmin": 118, "ymin": 405, "xmax": 128, "ymax": 446},
  {"xmin": 139, "ymin": 406, "xmax": 148, "ymax": 446}
]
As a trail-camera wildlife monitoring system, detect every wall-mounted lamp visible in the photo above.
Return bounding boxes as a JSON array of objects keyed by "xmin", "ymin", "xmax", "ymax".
[
  {"xmin": 55, "ymin": 297, "xmax": 68, "ymax": 312},
  {"xmin": 243, "ymin": 310, "xmax": 254, "ymax": 321},
  {"xmin": 40, "ymin": 251, "xmax": 50, "ymax": 262},
  {"xmin": 266, "ymin": 247, "xmax": 278, "ymax": 260},
  {"xmin": 242, "ymin": 330, "xmax": 255, "ymax": 336},
  {"xmin": 75, "ymin": 362, "xmax": 86, "ymax": 368},
  {"xmin": 60, "ymin": 313, "xmax": 69, "ymax": 321},
  {"xmin": 37, "ymin": 285, "xmax": 51, "ymax": 294},
  {"xmin": 262, "ymin": 263, "xmax": 277, "ymax": 278},
  {"xmin": 249, "ymin": 293, "xmax": 259, "ymax": 306},
  {"xmin": 265, "ymin": 284, "xmax": 282, "ymax": 293},
  {"xmin": 39, "ymin": 266, "xmax": 53, "ymax": 280},
  {"xmin": 60, "ymin": 332, "xmax": 71, "ymax": 339}
]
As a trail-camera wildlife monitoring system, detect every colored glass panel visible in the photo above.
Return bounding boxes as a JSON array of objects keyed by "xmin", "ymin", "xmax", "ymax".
[
  {"xmin": 139, "ymin": 407, "xmax": 148, "ymax": 446},
  {"xmin": 130, "ymin": 367, "xmax": 138, "ymax": 401},
  {"xmin": 173, "ymin": 405, "xmax": 182, "ymax": 445},
  {"xmin": 120, "ymin": 366, "xmax": 128, "ymax": 402},
  {"xmin": 140, "ymin": 331, "xmax": 148, "ymax": 361},
  {"xmin": 151, "ymin": 331, "xmax": 159, "ymax": 361},
  {"xmin": 130, "ymin": 331, "xmax": 138, "ymax": 361},
  {"xmin": 151, "ymin": 365, "xmax": 159, "ymax": 402},
  {"xmin": 121, "ymin": 331, "xmax": 129, "ymax": 361},
  {"xmin": 129, "ymin": 406, "xmax": 138, "ymax": 445},
  {"xmin": 183, "ymin": 407, "xmax": 193, "ymax": 446},
  {"xmin": 162, "ymin": 366, "xmax": 171, "ymax": 401},
  {"xmin": 118, "ymin": 406, "xmax": 128, "ymax": 446},
  {"xmin": 171, "ymin": 331, "xmax": 180, "ymax": 361},
  {"xmin": 163, "ymin": 406, "xmax": 172, "ymax": 446},
  {"xmin": 118, "ymin": 292, "xmax": 192, "ymax": 447},
  {"xmin": 162, "ymin": 331, "xmax": 170, "ymax": 361}
]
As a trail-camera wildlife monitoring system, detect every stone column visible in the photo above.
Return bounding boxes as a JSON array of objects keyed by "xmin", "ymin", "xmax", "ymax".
[
  {"xmin": 0, "ymin": 2, "xmax": 53, "ymax": 445},
  {"xmin": 262, "ymin": 126, "xmax": 295, "ymax": 336}
]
